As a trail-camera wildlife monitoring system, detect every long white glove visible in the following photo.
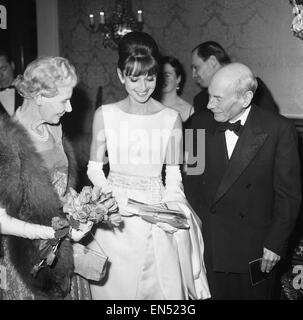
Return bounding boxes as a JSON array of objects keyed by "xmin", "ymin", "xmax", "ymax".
[
  {"xmin": 87, "ymin": 160, "xmax": 112, "ymax": 193},
  {"xmin": 0, "ymin": 207, "xmax": 55, "ymax": 240},
  {"xmin": 155, "ymin": 165, "xmax": 186, "ymax": 233},
  {"xmin": 162, "ymin": 165, "xmax": 186, "ymax": 204}
]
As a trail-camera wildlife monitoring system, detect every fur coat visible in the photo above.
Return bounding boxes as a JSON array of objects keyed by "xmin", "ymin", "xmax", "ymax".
[{"xmin": 0, "ymin": 114, "xmax": 74, "ymax": 299}]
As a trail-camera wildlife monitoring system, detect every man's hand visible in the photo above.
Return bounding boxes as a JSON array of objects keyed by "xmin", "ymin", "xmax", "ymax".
[{"xmin": 261, "ymin": 248, "xmax": 280, "ymax": 273}]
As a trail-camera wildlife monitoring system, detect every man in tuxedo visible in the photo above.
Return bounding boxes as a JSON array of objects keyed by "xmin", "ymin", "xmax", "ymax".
[
  {"xmin": 0, "ymin": 49, "xmax": 23, "ymax": 116},
  {"xmin": 184, "ymin": 62, "xmax": 301, "ymax": 299},
  {"xmin": 191, "ymin": 41, "xmax": 279, "ymax": 115}
]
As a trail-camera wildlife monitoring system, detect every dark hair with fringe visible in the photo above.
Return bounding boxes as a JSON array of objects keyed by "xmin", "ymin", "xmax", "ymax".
[{"xmin": 118, "ymin": 31, "xmax": 160, "ymax": 77}]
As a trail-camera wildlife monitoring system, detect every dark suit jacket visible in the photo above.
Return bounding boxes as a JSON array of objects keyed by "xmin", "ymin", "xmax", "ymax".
[
  {"xmin": 184, "ymin": 105, "xmax": 301, "ymax": 273},
  {"xmin": 0, "ymin": 88, "xmax": 23, "ymax": 115},
  {"xmin": 193, "ymin": 77, "xmax": 279, "ymax": 115}
]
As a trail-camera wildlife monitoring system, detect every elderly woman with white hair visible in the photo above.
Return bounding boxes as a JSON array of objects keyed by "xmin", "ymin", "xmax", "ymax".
[{"xmin": 0, "ymin": 56, "xmax": 91, "ymax": 300}]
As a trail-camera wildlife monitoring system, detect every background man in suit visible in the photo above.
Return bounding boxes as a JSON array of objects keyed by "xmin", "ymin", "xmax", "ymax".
[
  {"xmin": 191, "ymin": 41, "xmax": 279, "ymax": 115},
  {"xmin": 0, "ymin": 49, "xmax": 23, "ymax": 115},
  {"xmin": 184, "ymin": 62, "xmax": 301, "ymax": 299}
]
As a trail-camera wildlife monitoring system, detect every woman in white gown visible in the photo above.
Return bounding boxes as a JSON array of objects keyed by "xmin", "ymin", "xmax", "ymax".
[{"xmin": 87, "ymin": 31, "xmax": 210, "ymax": 300}]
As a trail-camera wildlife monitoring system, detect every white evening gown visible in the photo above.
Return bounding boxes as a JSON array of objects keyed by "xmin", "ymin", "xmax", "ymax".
[{"xmin": 88, "ymin": 104, "xmax": 210, "ymax": 300}]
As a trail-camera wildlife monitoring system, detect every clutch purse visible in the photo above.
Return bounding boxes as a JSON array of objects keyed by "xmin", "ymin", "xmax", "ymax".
[
  {"xmin": 126, "ymin": 198, "xmax": 189, "ymax": 229},
  {"xmin": 73, "ymin": 243, "xmax": 108, "ymax": 281}
]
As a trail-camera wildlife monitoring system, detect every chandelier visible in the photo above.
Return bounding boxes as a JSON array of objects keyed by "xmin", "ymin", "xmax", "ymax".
[
  {"xmin": 289, "ymin": 0, "xmax": 303, "ymax": 39},
  {"xmin": 89, "ymin": 0, "xmax": 144, "ymax": 49}
]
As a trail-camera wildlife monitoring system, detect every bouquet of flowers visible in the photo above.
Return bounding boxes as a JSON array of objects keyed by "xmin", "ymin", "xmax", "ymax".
[
  {"xmin": 63, "ymin": 186, "xmax": 122, "ymax": 228},
  {"xmin": 31, "ymin": 186, "xmax": 122, "ymax": 278}
]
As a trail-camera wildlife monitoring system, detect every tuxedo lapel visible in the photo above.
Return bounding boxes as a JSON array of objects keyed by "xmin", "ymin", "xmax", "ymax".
[
  {"xmin": 0, "ymin": 101, "xmax": 8, "ymax": 115},
  {"xmin": 14, "ymin": 89, "xmax": 23, "ymax": 111},
  {"xmin": 213, "ymin": 107, "xmax": 268, "ymax": 204},
  {"xmin": 0, "ymin": 88, "xmax": 22, "ymax": 115},
  {"xmin": 205, "ymin": 121, "xmax": 229, "ymax": 205}
]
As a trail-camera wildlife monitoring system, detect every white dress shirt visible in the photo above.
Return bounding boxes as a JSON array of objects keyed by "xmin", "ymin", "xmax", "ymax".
[
  {"xmin": 0, "ymin": 88, "xmax": 15, "ymax": 116},
  {"xmin": 225, "ymin": 106, "xmax": 251, "ymax": 159}
]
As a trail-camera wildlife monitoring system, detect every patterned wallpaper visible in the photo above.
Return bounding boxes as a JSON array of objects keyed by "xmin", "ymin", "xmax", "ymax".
[
  {"xmin": 58, "ymin": 0, "xmax": 303, "ymax": 117},
  {"xmin": 58, "ymin": 0, "xmax": 303, "ymax": 165}
]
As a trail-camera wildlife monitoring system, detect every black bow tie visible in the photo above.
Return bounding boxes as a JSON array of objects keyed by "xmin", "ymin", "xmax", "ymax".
[
  {"xmin": 217, "ymin": 120, "xmax": 243, "ymax": 136},
  {"xmin": 0, "ymin": 85, "xmax": 14, "ymax": 92}
]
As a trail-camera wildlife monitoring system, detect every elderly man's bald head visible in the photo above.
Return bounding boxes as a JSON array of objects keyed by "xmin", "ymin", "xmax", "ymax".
[
  {"xmin": 211, "ymin": 62, "xmax": 258, "ymax": 97},
  {"xmin": 207, "ymin": 63, "xmax": 257, "ymax": 122}
]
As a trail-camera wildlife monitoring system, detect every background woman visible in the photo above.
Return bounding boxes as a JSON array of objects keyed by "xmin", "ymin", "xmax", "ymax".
[
  {"xmin": 0, "ymin": 56, "xmax": 91, "ymax": 299},
  {"xmin": 87, "ymin": 32, "xmax": 210, "ymax": 300},
  {"xmin": 160, "ymin": 56, "xmax": 194, "ymax": 123}
]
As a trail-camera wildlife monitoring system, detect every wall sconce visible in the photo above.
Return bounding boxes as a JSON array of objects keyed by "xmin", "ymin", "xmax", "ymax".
[{"xmin": 88, "ymin": 0, "xmax": 143, "ymax": 49}]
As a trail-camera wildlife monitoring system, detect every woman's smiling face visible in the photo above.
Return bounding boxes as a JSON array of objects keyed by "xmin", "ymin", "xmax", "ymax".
[
  {"xmin": 118, "ymin": 69, "xmax": 157, "ymax": 104},
  {"xmin": 39, "ymin": 85, "xmax": 74, "ymax": 124}
]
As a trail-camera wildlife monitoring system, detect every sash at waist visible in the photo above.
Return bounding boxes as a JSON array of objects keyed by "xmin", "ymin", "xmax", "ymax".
[
  {"xmin": 108, "ymin": 171, "xmax": 163, "ymax": 191},
  {"xmin": 107, "ymin": 171, "xmax": 164, "ymax": 211}
]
